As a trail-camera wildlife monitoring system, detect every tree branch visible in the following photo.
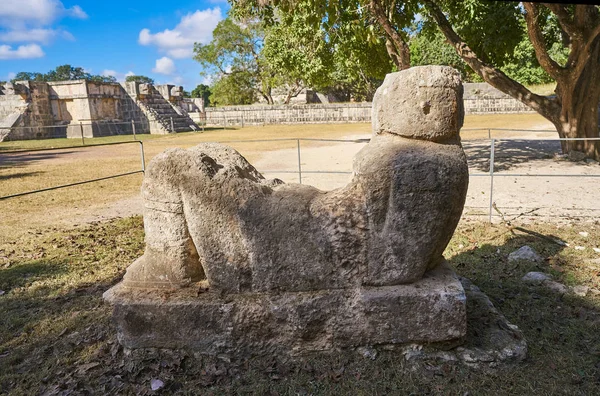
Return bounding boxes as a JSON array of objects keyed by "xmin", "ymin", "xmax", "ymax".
[
  {"xmin": 369, "ymin": 0, "xmax": 410, "ymax": 69},
  {"xmin": 542, "ymin": 3, "xmax": 580, "ymax": 39},
  {"xmin": 422, "ymin": 0, "xmax": 559, "ymax": 119},
  {"xmin": 524, "ymin": 2, "xmax": 566, "ymax": 81}
]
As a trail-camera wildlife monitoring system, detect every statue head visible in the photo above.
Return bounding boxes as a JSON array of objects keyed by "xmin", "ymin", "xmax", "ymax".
[{"xmin": 372, "ymin": 66, "xmax": 464, "ymax": 142}]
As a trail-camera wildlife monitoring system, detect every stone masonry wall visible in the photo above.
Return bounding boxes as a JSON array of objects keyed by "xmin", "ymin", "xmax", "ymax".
[
  {"xmin": 198, "ymin": 103, "xmax": 373, "ymax": 127},
  {"xmin": 197, "ymin": 82, "xmax": 538, "ymax": 127}
]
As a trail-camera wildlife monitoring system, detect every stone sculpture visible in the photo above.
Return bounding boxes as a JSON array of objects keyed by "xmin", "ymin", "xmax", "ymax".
[{"xmin": 104, "ymin": 66, "xmax": 470, "ymax": 356}]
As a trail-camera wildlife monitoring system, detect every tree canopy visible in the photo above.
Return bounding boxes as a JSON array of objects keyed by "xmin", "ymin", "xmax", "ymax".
[
  {"xmin": 191, "ymin": 84, "xmax": 212, "ymax": 107},
  {"xmin": 125, "ymin": 75, "xmax": 155, "ymax": 84},
  {"xmin": 11, "ymin": 65, "xmax": 116, "ymax": 83},
  {"xmin": 230, "ymin": 0, "xmax": 600, "ymax": 159}
]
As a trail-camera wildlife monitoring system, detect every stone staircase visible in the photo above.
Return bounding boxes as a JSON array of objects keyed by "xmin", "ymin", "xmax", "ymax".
[{"xmin": 137, "ymin": 88, "xmax": 199, "ymax": 133}]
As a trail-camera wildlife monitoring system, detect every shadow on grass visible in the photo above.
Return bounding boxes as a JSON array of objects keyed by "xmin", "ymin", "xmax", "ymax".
[
  {"xmin": 0, "ymin": 150, "xmax": 78, "ymax": 167},
  {"xmin": 0, "ymin": 171, "xmax": 42, "ymax": 181},
  {"xmin": 446, "ymin": 229, "xmax": 600, "ymax": 392}
]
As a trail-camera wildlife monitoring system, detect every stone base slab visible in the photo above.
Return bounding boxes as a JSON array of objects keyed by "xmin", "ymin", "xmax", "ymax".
[{"xmin": 103, "ymin": 262, "xmax": 466, "ymax": 357}]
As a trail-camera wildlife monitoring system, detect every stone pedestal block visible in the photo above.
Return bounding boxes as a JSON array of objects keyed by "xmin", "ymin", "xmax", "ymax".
[{"xmin": 104, "ymin": 262, "xmax": 466, "ymax": 356}]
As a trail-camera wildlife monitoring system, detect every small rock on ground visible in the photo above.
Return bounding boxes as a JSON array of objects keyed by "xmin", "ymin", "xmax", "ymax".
[
  {"xmin": 545, "ymin": 280, "xmax": 569, "ymax": 294},
  {"xmin": 522, "ymin": 272, "xmax": 552, "ymax": 285},
  {"xmin": 509, "ymin": 246, "xmax": 543, "ymax": 263},
  {"xmin": 572, "ymin": 285, "xmax": 589, "ymax": 297},
  {"xmin": 150, "ymin": 379, "xmax": 164, "ymax": 391}
]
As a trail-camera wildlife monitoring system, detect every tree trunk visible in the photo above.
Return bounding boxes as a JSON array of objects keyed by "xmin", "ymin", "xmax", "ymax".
[
  {"xmin": 284, "ymin": 81, "xmax": 304, "ymax": 105},
  {"xmin": 552, "ymin": 39, "xmax": 600, "ymax": 159},
  {"xmin": 423, "ymin": 0, "xmax": 600, "ymax": 160},
  {"xmin": 370, "ymin": 0, "xmax": 410, "ymax": 70}
]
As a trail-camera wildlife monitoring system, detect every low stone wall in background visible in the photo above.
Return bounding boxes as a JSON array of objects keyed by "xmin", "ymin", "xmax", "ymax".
[
  {"xmin": 197, "ymin": 103, "xmax": 372, "ymax": 127},
  {"xmin": 196, "ymin": 94, "xmax": 535, "ymax": 127}
]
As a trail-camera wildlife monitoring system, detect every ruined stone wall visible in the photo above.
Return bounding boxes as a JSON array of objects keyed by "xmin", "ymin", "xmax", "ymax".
[
  {"xmin": 199, "ymin": 103, "xmax": 372, "ymax": 126},
  {"xmin": 0, "ymin": 81, "xmax": 57, "ymax": 141},
  {"xmin": 462, "ymin": 82, "xmax": 536, "ymax": 114},
  {"xmin": 200, "ymin": 86, "xmax": 538, "ymax": 127}
]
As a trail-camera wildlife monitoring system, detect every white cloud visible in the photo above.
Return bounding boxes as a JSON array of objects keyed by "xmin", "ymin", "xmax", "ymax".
[
  {"xmin": 68, "ymin": 5, "xmax": 87, "ymax": 20},
  {"xmin": 0, "ymin": 28, "xmax": 73, "ymax": 44},
  {"xmin": 152, "ymin": 57, "xmax": 176, "ymax": 75},
  {"xmin": 0, "ymin": 44, "xmax": 45, "ymax": 59},
  {"xmin": 7, "ymin": 72, "xmax": 16, "ymax": 80},
  {"xmin": 101, "ymin": 69, "xmax": 117, "ymax": 77},
  {"xmin": 101, "ymin": 69, "xmax": 137, "ymax": 82},
  {"xmin": 0, "ymin": 1, "xmax": 86, "ymax": 60},
  {"xmin": 0, "ymin": 0, "xmax": 87, "ymax": 28},
  {"xmin": 139, "ymin": 8, "xmax": 222, "ymax": 59}
]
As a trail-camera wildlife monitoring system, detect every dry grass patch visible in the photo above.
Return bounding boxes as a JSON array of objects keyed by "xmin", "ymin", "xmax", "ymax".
[{"xmin": 0, "ymin": 217, "xmax": 599, "ymax": 394}]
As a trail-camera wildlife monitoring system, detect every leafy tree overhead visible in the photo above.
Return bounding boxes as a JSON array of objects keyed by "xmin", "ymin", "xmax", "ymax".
[
  {"xmin": 209, "ymin": 72, "xmax": 257, "ymax": 106},
  {"xmin": 239, "ymin": 0, "xmax": 600, "ymax": 159},
  {"xmin": 125, "ymin": 75, "xmax": 155, "ymax": 84},
  {"xmin": 194, "ymin": 17, "xmax": 278, "ymax": 104},
  {"xmin": 422, "ymin": 0, "xmax": 600, "ymax": 159},
  {"xmin": 191, "ymin": 84, "xmax": 212, "ymax": 107}
]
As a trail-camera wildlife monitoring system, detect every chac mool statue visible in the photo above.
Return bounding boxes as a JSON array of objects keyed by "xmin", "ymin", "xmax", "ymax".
[{"xmin": 105, "ymin": 66, "xmax": 470, "ymax": 355}]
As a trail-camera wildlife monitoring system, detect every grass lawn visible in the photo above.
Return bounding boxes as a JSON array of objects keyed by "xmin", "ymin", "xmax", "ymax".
[{"xmin": 0, "ymin": 217, "xmax": 599, "ymax": 394}]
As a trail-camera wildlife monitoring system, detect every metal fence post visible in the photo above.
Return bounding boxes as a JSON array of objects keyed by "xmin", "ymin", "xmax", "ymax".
[
  {"xmin": 489, "ymin": 138, "xmax": 496, "ymax": 223},
  {"xmin": 79, "ymin": 122, "xmax": 85, "ymax": 145},
  {"xmin": 488, "ymin": 128, "xmax": 491, "ymax": 139},
  {"xmin": 297, "ymin": 139, "xmax": 302, "ymax": 184},
  {"xmin": 131, "ymin": 119, "xmax": 136, "ymax": 140},
  {"xmin": 139, "ymin": 141, "xmax": 146, "ymax": 173},
  {"xmin": 170, "ymin": 117, "xmax": 175, "ymax": 132},
  {"xmin": 241, "ymin": 111, "xmax": 244, "ymax": 128}
]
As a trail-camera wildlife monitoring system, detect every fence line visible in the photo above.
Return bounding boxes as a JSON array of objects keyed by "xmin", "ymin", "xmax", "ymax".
[
  {"xmin": 0, "ymin": 140, "xmax": 145, "ymax": 200},
  {"xmin": 212, "ymin": 134, "xmax": 600, "ymax": 222},
  {"xmin": 1, "ymin": 129, "xmax": 599, "ymax": 222}
]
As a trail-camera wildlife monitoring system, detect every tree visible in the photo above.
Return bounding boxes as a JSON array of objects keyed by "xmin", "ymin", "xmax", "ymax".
[
  {"xmin": 191, "ymin": 84, "xmax": 212, "ymax": 107},
  {"xmin": 409, "ymin": 26, "xmax": 480, "ymax": 82},
  {"xmin": 10, "ymin": 65, "xmax": 117, "ymax": 83},
  {"xmin": 210, "ymin": 72, "xmax": 257, "ymax": 106},
  {"xmin": 243, "ymin": 0, "xmax": 600, "ymax": 159},
  {"xmin": 12, "ymin": 72, "xmax": 45, "ymax": 82},
  {"xmin": 261, "ymin": 9, "xmax": 335, "ymax": 103},
  {"xmin": 194, "ymin": 17, "xmax": 277, "ymax": 104},
  {"xmin": 421, "ymin": 1, "xmax": 600, "ymax": 159},
  {"xmin": 232, "ymin": 1, "xmax": 397, "ymax": 102},
  {"xmin": 125, "ymin": 75, "xmax": 155, "ymax": 84}
]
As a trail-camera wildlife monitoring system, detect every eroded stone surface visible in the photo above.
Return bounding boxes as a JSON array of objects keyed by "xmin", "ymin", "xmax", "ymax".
[
  {"xmin": 121, "ymin": 66, "xmax": 469, "ymax": 292},
  {"xmin": 105, "ymin": 66, "xmax": 474, "ymax": 355},
  {"xmin": 105, "ymin": 262, "xmax": 466, "ymax": 354}
]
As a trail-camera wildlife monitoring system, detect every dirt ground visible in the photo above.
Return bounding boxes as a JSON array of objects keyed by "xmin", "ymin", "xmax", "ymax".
[{"xmin": 1, "ymin": 114, "xmax": 598, "ymax": 243}]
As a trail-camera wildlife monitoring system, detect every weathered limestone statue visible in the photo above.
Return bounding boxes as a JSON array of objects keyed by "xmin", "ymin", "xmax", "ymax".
[{"xmin": 105, "ymin": 66, "xmax": 470, "ymax": 355}]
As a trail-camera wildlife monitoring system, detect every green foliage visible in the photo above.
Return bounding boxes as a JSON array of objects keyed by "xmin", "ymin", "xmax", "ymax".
[
  {"xmin": 209, "ymin": 72, "xmax": 257, "ymax": 106},
  {"xmin": 194, "ymin": 17, "xmax": 275, "ymax": 104},
  {"xmin": 442, "ymin": 0, "xmax": 524, "ymax": 65},
  {"xmin": 409, "ymin": 26, "xmax": 481, "ymax": 82},
  {"xmin": 11, "ymin": 65, "xmax": 116, "ymax": 83},
  {"xmin": 125, "ymin": 75, "xmax": 155, "ymax": 84},
  {"xmin": 191, "ymin": 84, "xmax": 212, "ymax": 107},
  {"xmin": 262, "ymin": 10, "xmax": 333, "ymax": 91}
]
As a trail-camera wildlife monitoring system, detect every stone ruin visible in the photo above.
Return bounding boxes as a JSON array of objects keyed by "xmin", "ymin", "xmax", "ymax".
[
  {"xmin": 104, "ymin": 66, "xmax": 518, "ymax": 360},
  {"xmin": 0, "ymin": 80, "xmax": 201, "ymax": 142}
]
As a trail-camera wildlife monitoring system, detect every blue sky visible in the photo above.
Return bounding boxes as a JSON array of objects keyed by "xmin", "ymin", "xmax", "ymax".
[{"xmin": 0, "ymin": 0, "xmax": 230, "ymax": 89}]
